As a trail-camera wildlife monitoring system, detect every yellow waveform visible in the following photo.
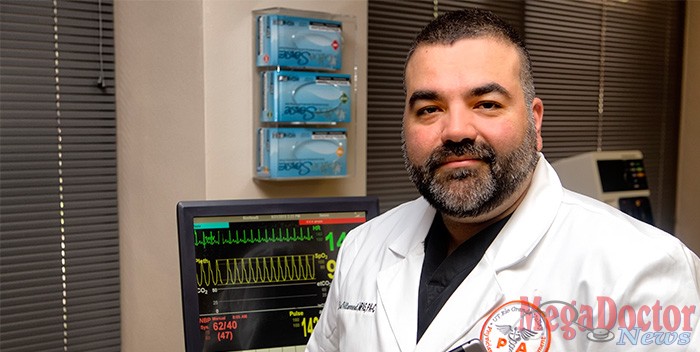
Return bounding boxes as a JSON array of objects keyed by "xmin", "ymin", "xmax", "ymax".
[{"xmin": 196, "ymin": 254, "xmax": 316, "ymax": 286}]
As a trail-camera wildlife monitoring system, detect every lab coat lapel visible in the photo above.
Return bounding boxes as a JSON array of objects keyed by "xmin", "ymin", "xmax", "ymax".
[
  {"xmin": 377, "ymin": 245, "xmax": 425, "ymax": 352},
  {"xmin": 377, "ymin": 199, "xmax": 435, "ymax": 352},
  {"xmin": 414, "ymin": 257, "xmax": 503, "ymax": 352},
  {"xmin": 486, "ymin": 156, "xmax": 562, "ymax": 272}
]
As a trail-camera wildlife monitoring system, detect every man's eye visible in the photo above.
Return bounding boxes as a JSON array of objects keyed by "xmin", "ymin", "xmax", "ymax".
[
  {"xmin": 417, "ymin": 106, "xmax": 440, "ymax": 115},
  {"xmin": 477, "ymin": 102, "xmax": 501, "ymax": 110}
]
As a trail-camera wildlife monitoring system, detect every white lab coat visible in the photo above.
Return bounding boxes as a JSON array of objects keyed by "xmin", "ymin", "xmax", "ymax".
[{"xmin": 306, "ymin": 155, "xmax": 700, "ymax": 352}]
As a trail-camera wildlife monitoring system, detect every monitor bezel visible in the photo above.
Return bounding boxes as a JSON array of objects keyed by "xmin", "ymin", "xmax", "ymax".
[{"xmin": 176, "ymin": 196, "xmax": 379, "ymax": 352}]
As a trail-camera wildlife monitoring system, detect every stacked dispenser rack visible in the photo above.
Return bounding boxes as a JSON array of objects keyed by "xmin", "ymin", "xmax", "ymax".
[{"xmin": 255, "ymin": 9, "xmax": 356, "ymax": 180}]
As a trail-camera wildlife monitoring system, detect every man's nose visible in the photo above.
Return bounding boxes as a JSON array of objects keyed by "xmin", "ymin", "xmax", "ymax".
[{"xmin": 441, "ymin": 106, "xmax": 478, "ymax": 144}]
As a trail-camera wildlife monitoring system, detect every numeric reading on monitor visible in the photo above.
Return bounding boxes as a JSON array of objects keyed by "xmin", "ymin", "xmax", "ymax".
[{"xmin": 192, "ymin": 211, "xmax": 366, "ymax": 351}]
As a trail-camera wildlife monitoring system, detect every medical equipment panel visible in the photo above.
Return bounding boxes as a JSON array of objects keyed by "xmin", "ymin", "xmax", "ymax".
[
  {"xmin": 176, "ymin": 197, "xmax": 379, "ymax": 352},
  {"xmin": 552, "ymin": 150, "xmax": 654, "ymax": 225}
]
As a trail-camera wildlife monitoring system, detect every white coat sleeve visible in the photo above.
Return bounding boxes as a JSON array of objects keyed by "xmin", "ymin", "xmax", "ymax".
[
  {"xmin": 682, "ymin": 246, "xmax": 700, "ymax": 351},
  {"xmin": 305, "ymin": 278, "xmax": 340, "ymax": 352},
  {"xmin": 305, "ymin": 240, "xmax": 348, "ymax": 352}
]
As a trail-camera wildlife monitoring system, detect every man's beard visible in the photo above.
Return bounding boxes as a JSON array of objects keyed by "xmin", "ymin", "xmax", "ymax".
[{"xmin": 403, "ymin": 120, "xmax": 539, "ymax": 219}]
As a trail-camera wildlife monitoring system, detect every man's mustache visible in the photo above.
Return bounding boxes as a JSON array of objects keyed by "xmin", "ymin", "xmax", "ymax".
[{"xmin": 424, "ymin": 139, "xmax": 496, "ymax": 173}]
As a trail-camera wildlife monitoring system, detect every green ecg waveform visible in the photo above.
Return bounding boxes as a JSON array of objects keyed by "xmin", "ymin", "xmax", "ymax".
[
  {"xmin": 194, "ymin": 227, "xmax": 314, "ymax": 248},
  {"xmin": 196, "ymin": 254, "xmax": 316, "ymax": 286}
]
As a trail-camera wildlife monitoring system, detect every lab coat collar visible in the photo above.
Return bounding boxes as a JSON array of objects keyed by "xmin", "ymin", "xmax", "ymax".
[
  {"xmin": 483, "ymin": 154, "xmax": 562, "ymax": 272},
  {"xmin": 415, "ymin": 155, "xmax": 562, "ymax": 351},
  {"xmin": 386, "ymin": 198, "xmax": 436, "ymax": 258},
  {"xmin": 384, "ymin": 155, "xmax": 561, "ymax": 270},
  {"xmin": 378, "ymin": 154, "xmax": 562, "ymax": 352}
]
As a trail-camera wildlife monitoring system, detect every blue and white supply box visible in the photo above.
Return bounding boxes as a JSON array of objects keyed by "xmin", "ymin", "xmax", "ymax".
[
  {"xmin": 257, "ymin": 127, "xmax": 347, "ymax": 179},
  {"xmin": 261, "ymin": 70, "xmax": 351, "ymax": 123},
  {"xmin": 256, "ymin": 14, "xmax": 343, "ymax": 70}
]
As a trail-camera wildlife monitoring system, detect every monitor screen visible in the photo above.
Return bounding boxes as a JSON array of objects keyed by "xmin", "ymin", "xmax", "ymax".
[{"xmin": 176, "ymin": 197, "xmax": 379, "ymax": 352}]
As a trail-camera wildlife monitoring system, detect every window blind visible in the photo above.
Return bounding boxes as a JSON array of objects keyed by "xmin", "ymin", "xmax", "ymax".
[
  {"xmin": 0, "ymin": 0, "xmax": 120, "ymax": 351},
  {"xmin": 366, "ymin": 0, "xmax": 683, "ymax": 232},
  {"xmin": 366, "ymin": 1, "xmax": 435, "ymax": 212},
  {"xmin": 526, "ymin": 0, "xmax": 683, "ymax": 232}
]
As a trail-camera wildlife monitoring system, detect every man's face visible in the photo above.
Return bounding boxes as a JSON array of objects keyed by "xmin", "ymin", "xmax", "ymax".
[{"xmin": 402, "ymin": 37, "xmax": 543, "ymax": 221}]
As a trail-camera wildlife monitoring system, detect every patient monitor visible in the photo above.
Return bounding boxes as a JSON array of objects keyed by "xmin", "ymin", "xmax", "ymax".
[{"xmin": 551, "ymin": 150, "xmax": 654, "ymax": 225}]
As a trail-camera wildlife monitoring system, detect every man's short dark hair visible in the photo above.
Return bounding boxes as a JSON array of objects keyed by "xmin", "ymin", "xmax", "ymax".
[{"xmin": 404, "ymin": 8, "xmax": 535, "ymax": 105}]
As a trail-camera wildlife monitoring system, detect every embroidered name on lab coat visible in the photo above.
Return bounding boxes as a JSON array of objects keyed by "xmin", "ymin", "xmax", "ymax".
[{"xmin": 338, "ymin": 300, "xmax": 377, "ymax": 313}]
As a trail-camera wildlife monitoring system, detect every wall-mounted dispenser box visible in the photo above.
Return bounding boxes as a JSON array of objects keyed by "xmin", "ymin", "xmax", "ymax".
[
  {"xmin": 256, "ymin": 14, "xmax": 343, "ymax": 70},
  {"xmin": 257, "ymin": 127, "xmax": 347, "ymax": 179},
  {"xmin": 261, "ymin": 70, "xmax": 351, "ymax": 124}
]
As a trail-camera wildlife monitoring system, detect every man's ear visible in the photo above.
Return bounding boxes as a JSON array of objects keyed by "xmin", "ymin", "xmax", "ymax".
[{"xmin": 531, "ymin": 97, "xmax": 544, "ymax": 151}]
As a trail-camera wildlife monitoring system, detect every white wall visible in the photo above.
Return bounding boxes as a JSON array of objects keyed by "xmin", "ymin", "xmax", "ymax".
[
  {"xmin": 114, "ymin": 1, "xmax": 367, "ymax": 351},
  {"xmin": 202, "ymin": 0, "xmax": 367, "ymax": 199},
  {"xmin": 677, "ymin": 0, "xmax": 700, "ymax": 252}
]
